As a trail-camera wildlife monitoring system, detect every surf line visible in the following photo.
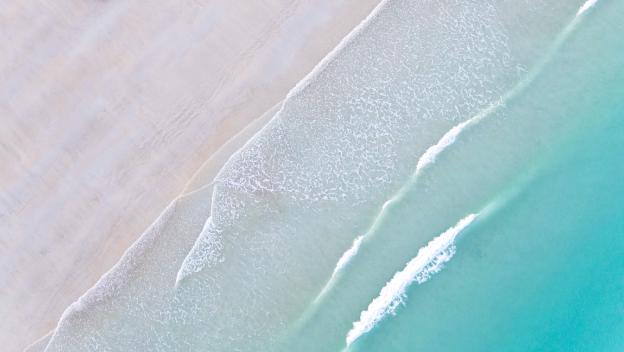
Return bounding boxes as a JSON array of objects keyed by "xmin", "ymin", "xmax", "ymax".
[
  {"xmin": 345, "ymin": 213, "xmax": 478, "ymax": 347},
  {"xmin": 577, "ymin": 0, "xmax": 598, "ymax": 16},
  {"xmin": 343, "ymin": 156, "xmax": 542, "ymax": 349},
  {"xmin": 313, "ymin": 236, "xmax": 365, "ymax": 303}
]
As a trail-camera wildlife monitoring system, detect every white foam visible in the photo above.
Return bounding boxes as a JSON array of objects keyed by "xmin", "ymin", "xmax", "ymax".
[
  {"xmin": 333, "ymin": 236, "xmax": 365, "ymax": 276},
  {"xmin": 345, "ymin": 214, "xmax": 477, "ymax": 346},
  {"xmin": 415, "ymin": 119, "xmax": 474, "ymax": 174},
  {"xmin": 175, "ymin": 217, "xmax": 224, "ymax": 286},
  {"xmin": 313, "ymin": 236, "xmax": 366, "ymax": 305},
  {"xmin": 577, "ymin": 0, "xmax": 598, "ymax": 16}
]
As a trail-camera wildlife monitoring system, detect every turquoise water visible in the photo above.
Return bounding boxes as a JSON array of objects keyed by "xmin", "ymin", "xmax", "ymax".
[
  {"xmin": 360, "ymin": 113, "xmax": 624, "ymax": 352},
  {"xmin": 277, "ymin": 1, "xmax": 624, "ymax": 351},
  {"xmin": 43, "ymin": 0, "xmax": 623, "ymax": 351}
]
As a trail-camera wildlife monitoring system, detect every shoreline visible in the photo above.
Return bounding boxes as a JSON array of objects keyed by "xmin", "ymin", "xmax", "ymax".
[
  {"xmin": 1, "ymin": 1, "xmax": 381, "ymax": 350},
  {"xmin": 181, "ymin": 102, "xmax": 282, "ymax": 195},
  {"xmin": 22, "ymin": 101, "xmax": 281, "ymax": 352}
]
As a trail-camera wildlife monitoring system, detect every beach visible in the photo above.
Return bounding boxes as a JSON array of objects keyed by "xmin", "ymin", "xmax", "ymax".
[
  {"xmin": 4, "ymin": 0, "xmax": 624, "ymax": 351},
  {"xmin": 0, "ymin": 1, "xmax": 380, "ymax": 350}
]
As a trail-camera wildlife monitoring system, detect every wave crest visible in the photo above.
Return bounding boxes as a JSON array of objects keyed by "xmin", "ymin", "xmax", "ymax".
[{"xmin": 346, "ymin": 214, "xmax": 477, "ymax": 346}]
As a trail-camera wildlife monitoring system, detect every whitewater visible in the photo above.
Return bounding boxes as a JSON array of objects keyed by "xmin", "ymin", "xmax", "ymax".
[{"xmin": 346, "ymin": 214, "xmax": 477, "ymax": 346}]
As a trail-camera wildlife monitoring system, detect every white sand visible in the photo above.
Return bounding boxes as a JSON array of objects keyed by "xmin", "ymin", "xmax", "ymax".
[{"xmin": 0, "ymin": 1, "xmax": 380, "ymax": 350}]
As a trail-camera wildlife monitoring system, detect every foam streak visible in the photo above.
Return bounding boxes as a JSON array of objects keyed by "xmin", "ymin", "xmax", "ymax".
[
  {"xmin": 577, "ymin": 0, "xmax": 598, "ymax": 16},
  {"xmin": 334, "ymin": 236, "xmax": 365, "ymax": 276},
  {"xmin": 345, "ymin": 214, "xmax": 477, "ymax": 346},
  {"xmin": 415, "ymin": 119, "xmax": 474, "ymax": 174}
]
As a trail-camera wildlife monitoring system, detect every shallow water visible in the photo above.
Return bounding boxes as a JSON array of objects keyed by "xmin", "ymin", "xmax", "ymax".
[{"xmin": 43, "ymin": 0, "xmax": 623, "ymax": 351}]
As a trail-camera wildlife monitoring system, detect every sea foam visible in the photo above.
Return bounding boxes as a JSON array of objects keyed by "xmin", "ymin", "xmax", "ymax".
[
  {"xmin": 577, "ymin": 0, "xmax": 598, "ymax": 16},
  {"xmin": 333, "ymin": 236, "xmax": 365, "ymax": 277},
  {"xmin": 346, "ymin": 214, "xmax": 477, "ymax": 346},
  {"xmin": 415, "ymin": 119, "xmax": 474, "ymax": 174},
  {"xmin": 175, "ymin": 216, "xmax": 224, "ymax": 286},
  {"xmin": 313, "ymin": 235, "xmax": 365, "ymax": 303}
]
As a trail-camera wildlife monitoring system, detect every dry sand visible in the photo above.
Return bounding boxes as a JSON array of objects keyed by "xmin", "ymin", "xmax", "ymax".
[{"xmin": 0, "ymin": 1, "xmax": 380, "ymax": 350}]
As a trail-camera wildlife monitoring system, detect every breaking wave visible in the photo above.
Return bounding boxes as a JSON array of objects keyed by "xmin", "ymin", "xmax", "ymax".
[
  {"xmin": 313, "ymin": 235, "xmax": 365, "ymax": 304},
  {"xmin": 577, "ymin": 0, "xmax": 598, "ymax": 16},
  {"xmin": 333, "ymin": 236, "xmax": 365, "ymax": 277},
  {"xmin": 345, "ymin": 214, "xmax": 477, "ymax": 346}
]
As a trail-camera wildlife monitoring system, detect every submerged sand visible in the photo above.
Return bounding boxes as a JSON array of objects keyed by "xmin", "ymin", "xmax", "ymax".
[{"xmin": 0, "ymin": 1, "xmax": 380, "ymax": 350}]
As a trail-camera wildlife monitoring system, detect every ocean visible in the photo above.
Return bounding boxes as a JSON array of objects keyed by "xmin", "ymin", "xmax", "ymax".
[{"xmin": 42, "ymin": 0, "xmax": 623, "ymax": 351}]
